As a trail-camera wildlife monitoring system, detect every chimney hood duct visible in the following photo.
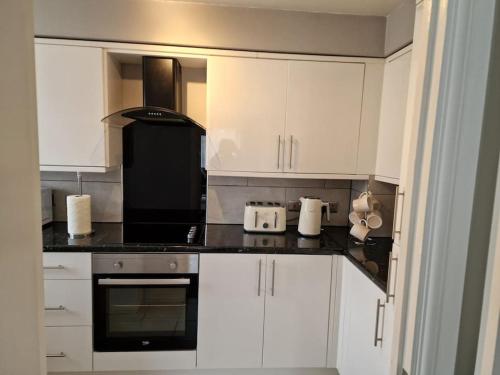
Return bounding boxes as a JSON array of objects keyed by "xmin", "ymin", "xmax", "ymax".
[{"xmin": 102, "ymin": 56, "xmax": 204, "ymax": 129}]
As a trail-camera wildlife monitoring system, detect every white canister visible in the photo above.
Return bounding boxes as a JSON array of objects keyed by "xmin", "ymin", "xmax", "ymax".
[{"xmin": 67, "ymin": 195, "xmax": 92, "ymax": 237}]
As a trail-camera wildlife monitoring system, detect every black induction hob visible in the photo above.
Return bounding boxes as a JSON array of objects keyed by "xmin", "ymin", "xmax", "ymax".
[{"xmin": 122, "ymin": 223, "xmax": 205, "ymax": 245}]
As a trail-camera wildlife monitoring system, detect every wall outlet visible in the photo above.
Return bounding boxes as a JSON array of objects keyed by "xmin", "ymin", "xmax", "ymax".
[{"xmin": 287, "ymin": 201, "xmax": 338, "ymax": 213}]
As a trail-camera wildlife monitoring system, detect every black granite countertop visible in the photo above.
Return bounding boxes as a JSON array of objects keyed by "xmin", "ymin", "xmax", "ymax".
[{"xmin": 43, "ymin": 222, "xmax": 392, "ymax": 291}]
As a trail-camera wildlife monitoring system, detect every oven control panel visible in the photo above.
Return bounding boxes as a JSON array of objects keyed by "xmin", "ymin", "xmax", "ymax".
[{"xmin": 92, "ymin": 253, "xmax": 199, "ymax": 274}]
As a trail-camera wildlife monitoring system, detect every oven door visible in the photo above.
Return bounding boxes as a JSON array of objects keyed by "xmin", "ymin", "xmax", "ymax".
[{"xmin": 93, "ymin": 274, "xmax": 198, "ymax": 351}]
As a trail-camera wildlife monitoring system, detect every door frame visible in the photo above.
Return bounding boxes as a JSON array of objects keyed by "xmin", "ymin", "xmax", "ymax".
[{"xmin": 400, "ymin": 0, "xmax": 500, "ymax": 374}]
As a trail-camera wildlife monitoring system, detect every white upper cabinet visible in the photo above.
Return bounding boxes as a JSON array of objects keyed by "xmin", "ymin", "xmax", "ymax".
[
  {"xmin": 206, "ymin": 56, "xmax": 288, "ymax": 173},
  {"xmin": 263, "ymin": 254, "xmax": 332, "ymax": 368},
  {"xmin": 284, "ymin": 61, "xmax": 365, "ymax": 174},
  {"xmin": 35, "ymin": 43, "xmax": 120, "ymax": 172},
  {"xmin": 206, "ymin": 56, "xmax": 371, "ymax": 178},
  {"xmin": 375, "ymin": 47, "xmax": 413, "ymax": 183}
]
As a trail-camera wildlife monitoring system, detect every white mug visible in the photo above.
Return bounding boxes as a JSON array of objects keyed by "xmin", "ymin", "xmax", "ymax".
[
  {"xmin": 350, "ymin": 219, "xmax": 370, "ymax": 241},
  {"xmin": 366, "ymin": 210, "xmax": 383, "ymax": 229},
  {"xmin": 352, "ymin": 192, "xmax": 373, "ymax": 212},
  {"xmin": 349, "ymin": 211, "xmax": 364, "ymax": 225}
]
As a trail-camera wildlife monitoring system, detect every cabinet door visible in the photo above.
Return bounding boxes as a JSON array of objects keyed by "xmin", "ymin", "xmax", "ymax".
[
  {"xmin": 197, "ymin": 254, "xmax": 266, "ymax": 368},
  {"xmin": 284, "ymin": 61, "xmax": 365, "ymax": 174},
  {"xmin": 263, "ymin": 255, "xmax": 332, "ymax": 368},
  {"xmin": 35, "ymin": 44, "xmax": 106, "ymax": 168},
  {"xmin": 46, "ymin": 326, "xmax": 92, "ymax": 372},
  {"xmin": 44, "ymin": 280, "xmax": 92, "ymax": 326},
  {"xmin": 338, "ymin": 258, "xmax": 388, "ymax": 375},
  {"xmin": 206, "ymin": 56, "xmax": 288, "ymax": 173},
  {"xmin": 375, "ymin": 49, "xmax": 412, "ymax": 182}
]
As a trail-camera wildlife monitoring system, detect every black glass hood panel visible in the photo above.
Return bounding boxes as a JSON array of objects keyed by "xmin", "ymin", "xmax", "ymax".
[{"xmin": 102, "ymin": 106, "xmax": 205, "ymax": 130}]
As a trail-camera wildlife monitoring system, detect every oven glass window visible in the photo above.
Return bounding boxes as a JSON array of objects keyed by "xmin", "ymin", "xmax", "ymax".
[{"xmin": 107, "ymin": 286, "xmax": 187, "ymax": 337}]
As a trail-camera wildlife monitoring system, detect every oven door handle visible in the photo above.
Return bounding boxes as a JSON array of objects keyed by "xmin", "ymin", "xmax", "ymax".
[{"xmin": 97, "ymin": 278, "xmax": 191, "ymax": 286}]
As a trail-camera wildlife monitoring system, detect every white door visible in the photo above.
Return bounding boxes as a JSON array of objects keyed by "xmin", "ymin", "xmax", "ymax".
[
  {"xmin": 284, "ymin": 60, "xmax": 365, "ymax": 174},
  {"xmin": 206, "ymin": 56, "xmax": 288, "ymax": 173},
  {"xmin": 35, "ymin": 44, "xmax": 106, "ymax": 168},
  {"xmin": 338, "ymin": 258, "xmax": 389, "ymax": 375},
  {"xmin": 197, "ymin": 254, "xmax": 266, "ymax": 368},
  {"xmin": 375, "ymin": 48, "xmax": 413, "ymax": 182},
  {"xmin": 263, "ymin": 255, "xmax": 332, "ymax": 368}
]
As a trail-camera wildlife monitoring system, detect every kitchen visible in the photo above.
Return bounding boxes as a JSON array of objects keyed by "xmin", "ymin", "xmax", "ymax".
[{"xmin": 2, "ymin": 1, "xmax": 499, "ymax": 375}]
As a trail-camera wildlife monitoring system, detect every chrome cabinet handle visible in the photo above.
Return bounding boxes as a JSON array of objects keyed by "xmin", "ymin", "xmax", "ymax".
[
  {"xmin": 277, "ymin": 135, "xmax": 281, "ymax": 169},
  {"xmin": 289, "ymin": 135, "xmax": 293, "ymax": 169},
  {"xmin": 386, "ymin": 253, "xmax": 399, "ymax": 303},
  {"xmin": 392, "ymin": 187, "xmax": 405, "ymax": 238},
  {"xmin": 44, "ymin": 305, "xmax": 66, "ymax": 311},
  {"xmin": 274, "ymin": 212, "xmax": 278, "ymax": 228},
  {"xmin": 271, "ymin": 259, "xmax": 276, "ymax": 296},
  {"xmin": 43, "ymin": 265, "xmax": 64, "ymax": 270},
  {"xmin": 257, "ymin": 259, "xmax": 262, "ymax": 296},
  {"xmin": 98, "ymin": 278, "xmax": 190, "ymax": 286},
  {"xmin": 374, "ymin": 299, "xmax": 385, "ymax": 347},
  {"xmin": 254, "ymin": 211, "xmax": 258, "ymax": 227},
  {"xmin": 46, "ymin": 352, "xmax": 66, "ymax": 358}
]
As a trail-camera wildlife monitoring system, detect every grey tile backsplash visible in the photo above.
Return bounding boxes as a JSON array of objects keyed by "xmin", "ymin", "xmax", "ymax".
[
  {"xmin": 207, "ymin": 176, "xmax": 352, "ymax": 226},
  {"xmin": 41, "ymin": 170, "xmax": 397, "ymax": 234},
  {"xmin": 40, "ymin": 169, "xmax": 123, "ymax": 222}
]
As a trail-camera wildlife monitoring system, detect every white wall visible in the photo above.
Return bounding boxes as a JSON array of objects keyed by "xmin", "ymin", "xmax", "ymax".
[
  {"xmin": 34, "ymin": 0, "xmax": 386, "ymax": 57},
  {"xmin": 0, "ymin": 0, "xmax": 45, "ymax": 374},
  {"xmin": 385, "ymin": 0, "xmax": 415, "ymax": 55}
]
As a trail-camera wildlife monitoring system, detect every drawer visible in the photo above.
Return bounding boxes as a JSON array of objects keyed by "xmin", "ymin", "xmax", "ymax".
[
  {"xmin": 43, "ymin": 253, "xmax": 91, "ymax": 280},
  {"xmin": 44, "ymin": 280, "xmax": 92, "ymax": 326},
  {"xmin": 46, "ymin": 326, "xmax": 92, "ymax": 373},
  {"xmin": 93, "ymin": 351, "xmax": 196, "ymax": 371}
]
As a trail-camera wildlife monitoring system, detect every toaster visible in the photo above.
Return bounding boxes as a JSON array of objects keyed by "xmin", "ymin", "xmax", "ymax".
[{"xmin": 243, "ymin": 201, "xmax": 286, "ymax": 233}]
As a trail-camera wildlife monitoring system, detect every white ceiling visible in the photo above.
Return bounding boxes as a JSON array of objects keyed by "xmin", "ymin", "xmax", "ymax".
[{"xmin": 164, "ymin": 0, "xmax": 401, "ymax": 16}]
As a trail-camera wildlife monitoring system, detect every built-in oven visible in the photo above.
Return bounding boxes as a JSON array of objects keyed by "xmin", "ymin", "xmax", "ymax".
[{"xmin": 92, "ymin": 253, "xmax": 198, "ymax": 352}]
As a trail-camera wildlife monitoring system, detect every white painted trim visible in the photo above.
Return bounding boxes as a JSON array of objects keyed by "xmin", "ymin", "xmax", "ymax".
[
  {"xmin": 34, "ymin": 38, "xmax": 384, "ymax": 64},
  {"xmin": 374, "ymin": 175, "xmax": 399, "ymax": 185},
  {"xmin": 407, "ymin": 0, "xmax": 497, "ymax": 374},
  {"xmin": 385, "ymin": 44, "xmax": 413, "ymax": 63},
  {"xmin": 40, "ymin": 165, "xmax": 115, "ymax": 173},
  {"xmin": 93, "ymin": 351, "xmax": 196, "ymax": 371},
  {"xmin": 207, "ymin": 170, "xmax": 369, "ymax": 180},
  {"xmin": 474, "ymin": 161, "xmax": 500, "ymax": 375}
]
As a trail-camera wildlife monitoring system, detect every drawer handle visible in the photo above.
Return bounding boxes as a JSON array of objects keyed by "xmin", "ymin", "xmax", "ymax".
[
  {"xmin": 44, "ymin": 305, "xmax": 66, "ymax": 311},
  {"xmin": 43, "ymin": 265, "xmax": 65, "ymax": 270},
  {"xmin": 257, "ymin": 259, "xmax": 262, "ymax": 297},
  {"xmin": 386, "ymin": 253, "xmax": 399, "ymax": 303},
  {"xmin": 392, "ymin": 187, "xmax": 405, "ymax": 238},
  {"xmin": 46, "ymin": 352, "xmax": 66, "ymax": 358},
  {"xmin": 374, "ymin": 298, "xmax": 385, "ymax": 347},
  {"xmin": 271, "ymin": 259, "xmax": 276, "ymax": 296}
]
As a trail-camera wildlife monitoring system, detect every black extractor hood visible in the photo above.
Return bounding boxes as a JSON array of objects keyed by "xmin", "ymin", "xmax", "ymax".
[{"xmin": 102, "ymin": 56, "xmax": 204, "ymax": 129}]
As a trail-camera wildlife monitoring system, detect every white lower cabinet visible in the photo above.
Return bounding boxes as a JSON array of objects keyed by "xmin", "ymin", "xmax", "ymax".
[
  {"xmin": 262, "ymin": 255, "xmax": 332, "ymax": 368},
  {"xmin": 338, "ymin": 258, "xmax": 393, "ymax": 375},
  {"xmin": 197, "ymin": 254, "xmax": 266, "ymax": 368},
  {"xmin": 44, "ymin": 280, "xmax": 92, "ymax": 327},
  {"xmin": 46, "ymin": 326, "xmax": 92, "ymax": 373},
  {"xmin": 197, "ymin": 254, "xmax": 333, "ymax": 369},
  {"xmin": 43, "ymin": 252, "xmax": 92, "ymax": 373}
]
